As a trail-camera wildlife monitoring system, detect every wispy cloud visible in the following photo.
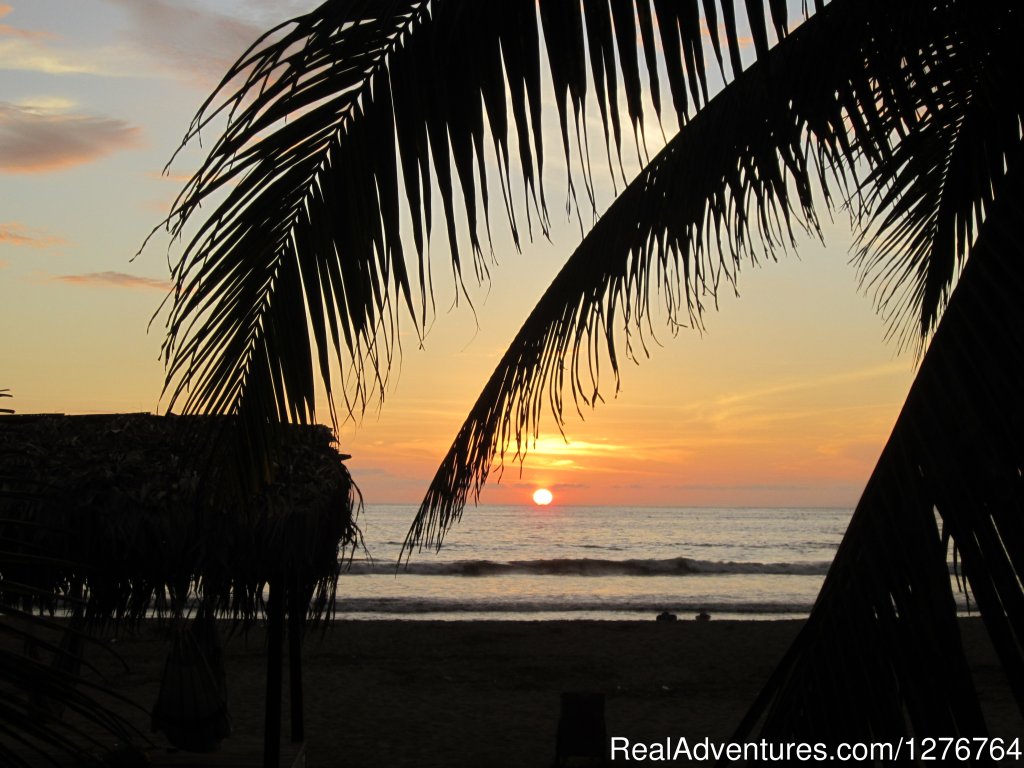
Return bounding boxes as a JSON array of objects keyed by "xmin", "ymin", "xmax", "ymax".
[
  {"xmin": 0, "ymin": 1, "xmax": 323, "ymax": 89},
  {"xmin": 0, "ymin": 221, "xmax": 65, "ymax": 248},
  {"xmin": 53, "ymin": 271, "xmax": 171, "ymax": 291},
  {"xmin": 101, "ymin": 0, "xmax": 266, "ymax": 87},
  {"xmin": 712, "ymin": 362, "xmax": 908, "ymax": 409},
  {"xmin": 0, "ymin": 102, "xmax": 141, "ymax": 173},
  {"xmin": 17, "ymin": 96, "xmax": 76, "ymax": 111},
  {"xmin": 529, "ymin": 435, "xmax": 625, "ymax": 457},
  {"xmin": 0, "ymin": 4, "xmax": 155, "ymax": 77},
  {"xmin": 507, "ymin": 434, "xmax": 627, "ymax": 470},
  {"xmin": 0, "ymin": 38, "xmax": 79, "ymax": 73},
  {"xmin": 0, "ymin": 3, "xmax": 53, "ymax": 41}
]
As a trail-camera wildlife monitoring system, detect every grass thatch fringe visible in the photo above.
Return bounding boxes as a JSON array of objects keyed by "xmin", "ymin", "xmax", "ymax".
[{"xmin": 0, "ymin": 413, "xmax": 358, "ymax": 627}]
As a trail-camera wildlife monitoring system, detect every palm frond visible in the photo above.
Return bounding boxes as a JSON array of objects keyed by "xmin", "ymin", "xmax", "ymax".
[
  {"xmin": 408, "ymin": 0, "xmax": 1017, "ymax": 552},
  {"xmin": 152, "ymin": 0, "xmax": 796, "ymax": 486},
  {"xmin": 403, "ymin": 0, "xmax": 1024, "ymax": 743},
  {"xmin": 0, "ymin": 642, "xmax": 147, "ymax": 768},
  {"xmin": 854, "ymin": 8, "xmax": 1024, "ymax": 352},
  {"xmin": 737, "ymin": 163, "xmax": 1024, "ymax": 744}
]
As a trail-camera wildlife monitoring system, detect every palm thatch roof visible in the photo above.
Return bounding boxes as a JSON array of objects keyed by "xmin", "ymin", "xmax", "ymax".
[{"xmin": 0, "ymin": 413, "xmax": 358, "ymax": 625}]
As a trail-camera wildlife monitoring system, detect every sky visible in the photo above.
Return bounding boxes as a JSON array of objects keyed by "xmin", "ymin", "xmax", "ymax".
[{"xmin": 0, "ymin": 0, "xmax": 919, "ymax": 509}]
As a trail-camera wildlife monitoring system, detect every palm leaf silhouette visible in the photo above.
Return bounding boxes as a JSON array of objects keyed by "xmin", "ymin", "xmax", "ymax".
[
  {"xmin": 153, "ymin": 0, "xmax": 792, "ymax": 485},
  {"xmin": 409, "ymin": 0, "xmax": 1020, "ymax": 547},
  {"xmin": 157, "ymin": 0, "xmax": 1023, "ymax": 748},
  {"xmin": 401, "ymin": 0, "xmax": 1023, "ymax": 745},
  {"xmin": 736, "ymin": 180, "xmax": 1024, "ymax": 738}
]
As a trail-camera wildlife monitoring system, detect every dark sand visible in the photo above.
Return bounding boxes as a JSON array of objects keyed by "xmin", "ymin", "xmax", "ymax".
[{"xmin": 7, "ymin": 618, "xmax": 1022, "ymax": 766}]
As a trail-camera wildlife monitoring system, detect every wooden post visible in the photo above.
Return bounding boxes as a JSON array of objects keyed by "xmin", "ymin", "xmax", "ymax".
[
  {"xmin": 287, "ymin": 570, "xmax": 305, "ymax": 743},
  {"xmin": 264, "ymin": 577, "xmax": 284, "ymax": 768},
  {"xmin": 554, "ymin": 692, "xmax": 607, "ymax": 766}
]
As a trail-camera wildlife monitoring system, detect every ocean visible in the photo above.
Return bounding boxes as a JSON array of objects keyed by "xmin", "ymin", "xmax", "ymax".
[{"xmin": 334, "ymin": 504, "xmax": 933, "ymax": 621}]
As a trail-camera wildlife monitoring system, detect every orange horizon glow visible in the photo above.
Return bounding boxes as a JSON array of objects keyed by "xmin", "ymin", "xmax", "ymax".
[{"xmin": 324, "ymin": 333, "xmax": 912, "ymax": 509}]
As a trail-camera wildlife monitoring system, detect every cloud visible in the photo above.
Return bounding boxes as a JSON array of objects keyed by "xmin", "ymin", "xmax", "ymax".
[
  {"xmin": 96, "ymin": 0, "xmax": 331, "ymax": 88},
  {"xmin": 0, "ymin": 37, "xmax": 103, "ymax": 74},
  {"xmin": 0, "ymin": 4, "xmax": 55, "ymax": 40},
  {"xmin": 17, "ymin": 96, "xmax": 76, "ymax": 111},
  {"xmin": 0, "ymin": 4, "xmax": 153, "ymax": 77},
  {"xmin": 101, "ymin": 0, "xmax": 267, "ymax": 87},
  {"xmin": 0, "ymin": 258, "xmax": 8, "ymax": 268},
  {"xmin": 0, "ymin": 221, "xmax": 65, "ymax": 248},
  {"xmin": 0, "ymin": 1, "xmax": 333, "ymax": 90},
  {"xmin": 0, "ymin": 102, "xmax": 141, "ymax": 173},
  {"xmin": 711, "ymin": 362, "xmax": 908, "ymax": 409},
  {"xmin": 53, "ymin": 271, "xmax": 172, "ymax": 291},
  {"xmin": 0, "ymin": 17, "xmax": 55, "ymax": 41},
  {"xmin": 529, "ymin": 435, "xmax": 626, "ymax": 457}
]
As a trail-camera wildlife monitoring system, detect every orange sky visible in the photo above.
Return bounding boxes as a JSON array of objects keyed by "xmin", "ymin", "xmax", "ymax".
[
  {"xmin": 329, "ymin": 218, "xmax": 916, "ymax": 508},
  {"xmin": 1, "ymin": 1, "xmax": 918, "ymax": 509}
]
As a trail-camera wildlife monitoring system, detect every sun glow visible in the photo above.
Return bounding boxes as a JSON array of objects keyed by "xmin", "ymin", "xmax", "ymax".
[{"xmin": 532, "ymin": 488, "xmax": 554, "ymax": 506}]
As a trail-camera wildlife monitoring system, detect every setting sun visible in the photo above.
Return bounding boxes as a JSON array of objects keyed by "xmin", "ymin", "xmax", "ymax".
[{"xmin": 532, "ymin": 488, "xmax": 554, "ymax": 506}]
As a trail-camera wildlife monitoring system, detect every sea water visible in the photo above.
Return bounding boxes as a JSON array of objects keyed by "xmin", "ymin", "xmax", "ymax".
[{"xmin": 333, "ymin": 505, "xmax": 905, "ymax": 621}]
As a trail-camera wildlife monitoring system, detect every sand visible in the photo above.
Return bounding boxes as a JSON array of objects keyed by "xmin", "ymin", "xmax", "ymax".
[{"xmin": 8, "ymin": 618, "xmax": 1022, "ymax": 767}]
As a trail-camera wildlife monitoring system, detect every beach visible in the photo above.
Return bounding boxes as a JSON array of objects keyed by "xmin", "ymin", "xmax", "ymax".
[{"xmin": 50, "ymin": 617, "xmax": 1021, "ymax": 766}]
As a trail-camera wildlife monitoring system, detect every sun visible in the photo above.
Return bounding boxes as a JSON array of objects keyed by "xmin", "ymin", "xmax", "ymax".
[{"xmin": 532, "ymin": 488, "xmax": 554, "ymax": 506}]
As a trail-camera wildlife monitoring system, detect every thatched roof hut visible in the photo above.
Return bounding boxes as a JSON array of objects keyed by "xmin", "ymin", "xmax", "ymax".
[
  {"xmin": 0, "ymin": 412, "xmax": 358, "ymax": 623},
  {"xmin": 0, "ymin": 413, "xmax": 358, "ymax": 767}
]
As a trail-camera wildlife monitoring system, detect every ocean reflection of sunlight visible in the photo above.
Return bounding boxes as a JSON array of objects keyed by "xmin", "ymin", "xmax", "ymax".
[{"xmin": 338, "ymin": 505, "xmax": 858, "ymax": 620}]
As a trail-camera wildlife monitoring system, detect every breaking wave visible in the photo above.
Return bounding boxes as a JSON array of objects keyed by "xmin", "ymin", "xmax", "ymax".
[
  {"xmin": 344, "ymin": 557, "xmax": 831, "ymax": 577},
  {"xmin": 331, "ymin": 596, "xmax": 815, "ymax": 615}
]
